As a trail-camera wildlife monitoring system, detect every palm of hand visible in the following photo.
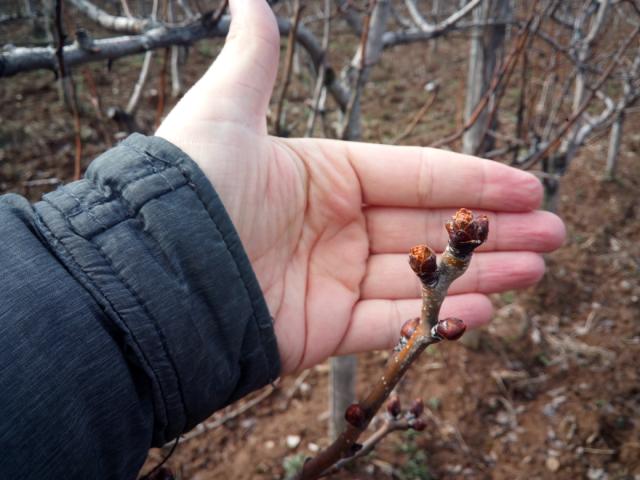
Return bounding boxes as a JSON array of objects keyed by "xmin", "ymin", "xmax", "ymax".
[
  {"xmin": 157, "ymin": 0, "xmax": 564, "ymax": 374},
  {"xmin": 159, "ymin": 115, "xmax": 370, "ymax": 372}
]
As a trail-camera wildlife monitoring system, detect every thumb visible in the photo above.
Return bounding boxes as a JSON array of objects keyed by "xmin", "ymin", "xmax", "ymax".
[{"xmin": 162, "ymin": 0, "xmax": 280, "ymax": 133}]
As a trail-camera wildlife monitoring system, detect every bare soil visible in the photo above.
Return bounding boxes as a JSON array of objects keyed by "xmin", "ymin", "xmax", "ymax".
[{"xmin": 1, "ymin": 6, "xmax": 639, "ymax": 480}]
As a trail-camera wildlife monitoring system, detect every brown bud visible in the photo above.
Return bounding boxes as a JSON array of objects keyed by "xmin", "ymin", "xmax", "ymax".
[
  {"xmin": 410, "ymin": 398, "xmax": 424, "ymax": 417},
  {"xmin": 387, "ymin": 395, "xmax": 402, "ymax": 418},
  {"xmin": 411, "ymin": 418, "xmax": 427, "ymax": 431},
  {"xmin": 409, "ymin": 245, "xmax": 438, "ymax": 285},
  {"xmin": 445, "ymin": 209, "xmax": 489, "ymax": 257},
  {"xmin": 400, "ymin": 317, "xmax": 420, "ymax": 340},
  {"xmin": 475, "ymin": 215, "xmax": 489, "ymax": 243},
  {"xmin": 434, "ymin": 317, "xmax": 466, "ymax": 341},
  {"xmin": 345, "ymin": 403, "xmax": 367, "ymax": 429}
]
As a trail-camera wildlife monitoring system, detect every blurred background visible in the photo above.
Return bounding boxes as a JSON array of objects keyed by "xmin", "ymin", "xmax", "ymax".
[{"xmin": 1, "ymin": 1, "xmax": 639, "ymax": 478}]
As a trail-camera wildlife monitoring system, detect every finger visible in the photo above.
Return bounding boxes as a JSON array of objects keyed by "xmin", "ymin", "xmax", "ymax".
[
  {"xmin": 360, "ymin": 252, "xmax": 545, "ymax": 299},
  {"xmin": 159, "ymin": 0, "xmax": 280, "ymax": 132},
  {"xmin": 366, "ymin": 208, "xmax": 566, "ymax": 254},
  {"xmin": 343, "ymin": 142, "xmax": 543, "ymax": 211},
  {"xmin": 335, "ymin": 294, "xmax": 493, "ymax": 355}
]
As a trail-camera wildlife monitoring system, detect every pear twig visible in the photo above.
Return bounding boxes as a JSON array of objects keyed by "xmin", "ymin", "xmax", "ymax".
[{"xmin": 297, "ymin": 208, "xmax": 489, "ymax": 479}]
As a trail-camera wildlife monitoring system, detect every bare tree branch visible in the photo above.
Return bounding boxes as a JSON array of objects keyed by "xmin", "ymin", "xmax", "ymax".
[
  {"xmin": 428, "ymin": 2, "xmax": 544, "ymax": 149},
  {"xmin": 336, "ymin": 0, "xmax": 363, "ymax": 36},
  {"xmin": 519, "ymin": 24, "xmax": 640, "ymax": 169},
  {"xmin": 605, "ymin": 109, "xmax": 624, "ymax": 179},
  {"xmin": 404, "ymin": 0, "xmax": 482, "ymax": 34},
  {"xmin": 54, "ymin": 0, "xmax": 83, "ymax": 180},
  {"xmin": 305, "ymin": 0, "xmax": 331, "ymax": 137},
  {"xmin": 175, "ymin": 0, "xmax": 194, "ymax": 19},
  {"xmin": 391, "ymin": 82, "xmax": 439, "ymax": 144},
  {"xmin": 340, "ymin": 1, "xmax": 379, "ymax": 140},
  {"xmin": 167, "ymin": 0, "xmax": 182, "ymax": 97},
  {"xmin": 124, "ymin": 0, "xmax": 158, "ymax": 115},
  {"xmin": 0, "ymin": 11, "xmax": 36, "ymax": 26},
  {"xmin": 119, "ymin": 0, "xmax": 133, "ymax": 19},
  {"xmin": 319, "ymin": 415, "xmax": 413, "ymax": 477},
  {"xmin": 0, "ymin": 13, "xmax": 350, "ymax": 108},
  {"xmin": 381, "ymin": 19, "xmax": 517, "ymax": 48},
  {"xmin": 274, "ymin": 1, "xmax": 303, "ymax": 136},
  {"xmin": 68, "ymin": 0, "xmax": 151, "ymax": 34}
]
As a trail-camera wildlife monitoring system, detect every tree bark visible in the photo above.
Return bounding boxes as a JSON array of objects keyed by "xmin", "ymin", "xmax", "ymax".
[
  {"xmin": 462, "ymin": 0, "xmax": 511, "ymax": 156},
  {"xmin": 341, "ymin": 0, "xmax": 390, "ymax": 140},
  {"xmin": 328, "ymin": 356, "xmax": 357, "ymax": 440},
  {"xmin": 605, "ymin": 110, "xmax": 624, "ymax": 180},
  {"xmin": 329, "ymin": 0, "xmax": 390, "ymax": 438}
]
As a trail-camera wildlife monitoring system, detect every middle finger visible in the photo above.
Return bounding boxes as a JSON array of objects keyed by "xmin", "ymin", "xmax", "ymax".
[{"xmin": 366, "ymin": 207, "xmax": 565, "ymax": 254}]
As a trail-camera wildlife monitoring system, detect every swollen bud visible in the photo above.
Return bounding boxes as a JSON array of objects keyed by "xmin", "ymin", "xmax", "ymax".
[
  {"xmin": 433, "ymin": 317, "xmax": 466, "ymax": 341},
  {"xmin": 409, "ymin": 245, "xmax": 438, "ymax": 285},
  {"xmin": 386, "ymin": 395, "xmax": 402, "ymax": 418},
  {"xmin": 400, "ymin": 317, "xmax": 420, "ymax": 340},
  {"xmin": 410, "ymin": 398, "xmax": 424, "ymax": 417},
  {"xmin": 411, "ymin": 418, "xmax": 427, "ymax": 431},
  {"xmin": 445, "ymin": 208, "xmax": 489, "ymax": 257},
  {"xmin": 345, "ymin": 403, "xmax": 367, "ymax": 429}
]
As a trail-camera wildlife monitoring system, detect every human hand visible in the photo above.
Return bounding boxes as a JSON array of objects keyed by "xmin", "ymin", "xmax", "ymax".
[{"xmin": 156, "ymin": 0, "xmax": 565, "ymax": 374}]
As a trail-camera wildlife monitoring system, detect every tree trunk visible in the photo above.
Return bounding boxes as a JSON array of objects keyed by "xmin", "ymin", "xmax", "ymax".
[
  {"xmin": 431, "ymin": 0, "xmax": 441, "ymax": 54},
  {"xmin": 329, "ymin": 0, "xmax": 390, "ymax": 440},
  {"xmin": 605, "ymin": 110, "xmax": 624, "ymax": 180},
  {"xmin": 462, "ymin": 0, "xmax": 511, "ymax": 156},
  {"xmin": 551, "ymin": 1, "xmax": 610, "ymax": 207},
  {"xmin": 461, "ymin": 0, "xmax": 510, "ymax": 349},
  {"xmin": 341, "ymin": 0, "xmax": 389, "ymax": 140},
  {"xmin": 328, "ymin": 356, "xmax": 357, "ymax": 440},
  {"xmin": 329, "ymin": 0, "xmax": 389, "ymax": 440}
]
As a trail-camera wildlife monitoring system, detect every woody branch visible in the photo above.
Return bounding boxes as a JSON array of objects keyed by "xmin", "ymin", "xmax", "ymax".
[{"xmin": 296, "ymin": 208, "xmax": 489, "ymax": 480}]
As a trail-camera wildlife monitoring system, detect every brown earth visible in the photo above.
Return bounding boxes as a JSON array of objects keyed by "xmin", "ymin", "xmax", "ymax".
[{"xmin": 1, "ymin": 4, "xmax": 639, "ymax": 480}]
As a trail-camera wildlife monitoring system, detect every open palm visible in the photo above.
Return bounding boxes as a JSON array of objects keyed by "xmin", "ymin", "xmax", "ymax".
[{"xmin": 156, "ymin": 0, "xmax": 565, "ymax": 374}]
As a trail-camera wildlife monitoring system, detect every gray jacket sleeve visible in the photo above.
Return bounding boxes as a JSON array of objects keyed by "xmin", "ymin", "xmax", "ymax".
[{"xmin": 0, "ymin": 133, "xmax": 281, "ymax": 479}]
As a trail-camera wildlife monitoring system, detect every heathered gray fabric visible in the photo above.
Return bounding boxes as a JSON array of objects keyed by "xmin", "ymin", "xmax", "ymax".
[{"xmin": 0, "ymin": 134, "xmax": 280, "ymax": 479}]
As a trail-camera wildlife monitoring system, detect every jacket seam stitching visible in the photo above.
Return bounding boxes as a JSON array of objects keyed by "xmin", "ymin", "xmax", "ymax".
[
  {"xmin": 65, "ymin": 161, "xmax": 176, "ymax": 215},
  {"xmin": 33, "ymin": 206, "xmax": 171, "ymax": 431},
  {"xmin": 44, "ymin": 190, "xmax": 189, "ymax": 438},
  {"xmin": 68, "ymin": 183, "xmax": 189, "ymax": 241},
  {"xmin": 136, "ymin": 145, "xmax": 278, "ymax": 381}
]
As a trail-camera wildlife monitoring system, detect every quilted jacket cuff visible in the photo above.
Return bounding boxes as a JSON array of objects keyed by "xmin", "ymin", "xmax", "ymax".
[{"xmin": 34, "ymin": 133, "xmax": 281, "ymax": 445}]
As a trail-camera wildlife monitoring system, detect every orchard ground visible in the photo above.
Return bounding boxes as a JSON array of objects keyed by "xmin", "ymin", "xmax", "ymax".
[{"xmin": 1, "ymin": 12, "xmax": 639, "ymax": 480}]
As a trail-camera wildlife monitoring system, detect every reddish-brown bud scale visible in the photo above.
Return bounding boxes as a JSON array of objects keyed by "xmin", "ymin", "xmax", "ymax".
[
  {"xmin": 345, "ymin": 403, "xmax": 367, "ymax": 429},
  {"xmin": 400, "ymin": 317, "xmax": 420, "ymax": 340},
  {"xmin": 409, "ymin": 245, "xmax": 438, "ymax": 285},
  {"xmin": 445, "ymin": 208, "xmax": 489, "ymax": 257},
  {"xmin": 434, "ymin": 317, "xmax": 466, "ymax": 341},
  {"xmin": 410, "ymin": 398, "xmax": 424, "ymax": 417},
  {"xmin": 411, "ymin": 418, "xmax": 427, "ymax": 431},
  {"xmin": 386, "ymin": 395, "xmax": 402, "ymax": 418},
  {"xmin": 475, "ymin": 215, "xmax": 489, "ymax": 243}
]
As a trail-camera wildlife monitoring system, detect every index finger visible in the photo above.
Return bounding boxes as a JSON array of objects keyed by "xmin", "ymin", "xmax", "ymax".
[{"xmin": 344, "ymin": 142, "xmax": 543, "ymax": 211}]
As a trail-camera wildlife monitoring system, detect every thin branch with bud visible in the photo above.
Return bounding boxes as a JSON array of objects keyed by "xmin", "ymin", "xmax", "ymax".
[{"xmin": 296, "ymin": 209, "xmax": 489, "ymax": 480}]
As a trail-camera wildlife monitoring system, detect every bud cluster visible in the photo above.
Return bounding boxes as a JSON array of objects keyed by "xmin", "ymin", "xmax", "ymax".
[
  {"xmin": 445, "ymin": 208, "xmax": 489, "ymax": 257},
  {"xmin": 385, "ymin": 396, "xmax": 427, "ymax": 431}
]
